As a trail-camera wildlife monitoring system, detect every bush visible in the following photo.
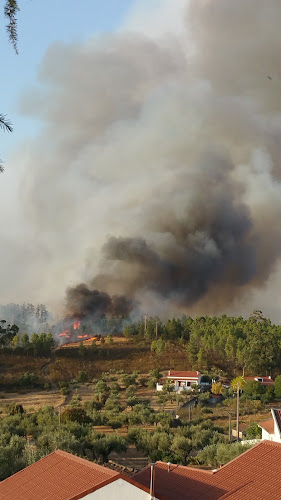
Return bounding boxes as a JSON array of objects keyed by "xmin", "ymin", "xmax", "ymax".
[
  {"xmin": 61, "ymin": 386, "xmax": 70, "ymax": 396},
  {"xmin": 4, "ymin": 403, "xmax": 24, "ymax": 416},
  {"xmin": 77, "ymin": 371, "xmax": 88, "ymax": 384},
  {"xmin": 246, "ymin": 423, "xmax": 262, "ymax": 439},
  {"xmin": 17, "ymin": 372, "xmax": 38, "ymax": 388},
  {"xmin": 139, "ymin": 377, "xmax": 148, "ymax": 387},
  {"xmin": 61, "ymin": 407, "xmax": 92, "ymax": 424}
]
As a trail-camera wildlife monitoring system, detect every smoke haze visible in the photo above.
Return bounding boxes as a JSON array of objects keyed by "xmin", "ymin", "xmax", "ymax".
[{"xmin": 3, "ymin": 0, "xmax": 281, "ymax": 319}]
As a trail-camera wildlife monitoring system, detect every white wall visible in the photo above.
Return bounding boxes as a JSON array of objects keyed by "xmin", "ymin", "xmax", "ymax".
[{"xmin": 81, "ymin": 478, "xmax": 154, "ymax": 500}]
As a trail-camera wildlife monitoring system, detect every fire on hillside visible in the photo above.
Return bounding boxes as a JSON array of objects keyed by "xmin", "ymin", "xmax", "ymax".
[{"xmin": 58, "ymin": 319, "xmax": 97, "ymax": 344}]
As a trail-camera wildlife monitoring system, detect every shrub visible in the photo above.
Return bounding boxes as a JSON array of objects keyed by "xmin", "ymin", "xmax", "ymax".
[
  {"xmin": 77, "ymin": 371, "xmax": 88, "ymax": 383},
  {"xmin": 61, "ymin": 407, "xmax": 92, "ymax": 424},
  {"xmin": 17, "ymin": 372, "xmax": 38, "ymax": 388}
]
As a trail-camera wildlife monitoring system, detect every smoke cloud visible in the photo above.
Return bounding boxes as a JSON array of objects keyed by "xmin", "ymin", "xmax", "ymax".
[
  {"xmin": 13, "ymin": 0, "xmax": 281, "ymax": 318},
  {"xmin": 65, "ymin": 284, "xmax": 135, "ymax": 319}
]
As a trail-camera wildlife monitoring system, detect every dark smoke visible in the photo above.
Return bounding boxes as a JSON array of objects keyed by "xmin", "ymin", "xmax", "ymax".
[
  {"xmin": 65, "ymin": 284, "xmax": 135, "ymax": 319},
  {"xmin": 16, "ymin": 0, "xmax": 281, "ymax": 319}
]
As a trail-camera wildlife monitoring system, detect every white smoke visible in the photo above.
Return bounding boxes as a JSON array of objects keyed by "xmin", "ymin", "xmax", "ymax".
[{"xmin": 1, "ymin": 0, "xmax": 281, "ymax": 320}]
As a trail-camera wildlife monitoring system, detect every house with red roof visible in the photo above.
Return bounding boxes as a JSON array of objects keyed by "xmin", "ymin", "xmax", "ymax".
[
  {"xmin": 134, "ymin": 440, "xmax": 281, "ymax": 500},
  {"xmin": 0, "ymin": 449, "xmax": 151, "ymax": 500},
  {"xmin": 245, "ymin": 375, "xmax": 274, "ymax": 386},
  {"xmin": 156, "ymin": 370, "xmax": 201, "ymax": 392},
  {"xmin": 259, "ymin": 408, "xmax": 281, "ymax": 443},
  {"xmin": 2, "ymin": 441, "xmax": 281, "ymax": 499}
]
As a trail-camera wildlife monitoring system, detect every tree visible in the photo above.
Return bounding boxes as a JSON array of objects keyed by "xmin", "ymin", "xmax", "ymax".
[
  {"xmin": 1, "ymin": 1, "xmax": 19, "ymax": 171},
  {"xmin": 151, "ymin": 337, "xmax": 166, "ymax": 356},
  {"xmin": 77, "ymin": 370, "xmax": 88, "ymax": 383},
  {"xmin": 212, "ymin": 382, "xmax": 223, "ymax": 395},
  {"xmin": 246, "ymin": 423, "xmax": 262, "ymax": 439},
  {"xmin": 242, "ymin": 380, "xmax": 265, "ymax": 400},
  {"xmin": 231, "ymin": 377, "xmax": 245, "ymax": 392},
  {"xmin": 171, "ymin": 436, "xmax": 192, "ymax": 466},
  {"xmin": 94, "ymin": 380, "xmax": 110, "ymax": 403},
  {"xmin": 11, "ymin": 334, "xmax": 19, "ymax": 352},
  {"xmin": 275, "ymin": 375, "xmax": 281, "ymax": 398},
  {"xmin": 121, "ymin": 373, "xmax": 138, "ymax": 388},
  {"xmin": 61, "ymin": 407, "xmax": 91, "ymax": 425},
  {"xmin": 88, "ymin": 432, "xmax": 127, "ymax": 463},
  {"xmin": 4, "ymin": 0, "xmax": 19, "ymax": 54}
]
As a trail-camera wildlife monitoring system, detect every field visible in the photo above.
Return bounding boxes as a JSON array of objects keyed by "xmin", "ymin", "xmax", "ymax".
[
  {"xmin": 0, "ymin": 337, "xmax": 189, "ymax": 386},
  {"xmin": 0, "ymin": 337, "xmax": 275, "ymax": 470}
]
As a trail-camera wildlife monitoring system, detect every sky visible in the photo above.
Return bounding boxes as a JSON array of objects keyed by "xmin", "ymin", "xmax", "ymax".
[
  {"xmin": 1, "ymin": 0, "xmax": 281, "ymax": 323},
  {"xmin": 0, "ymin": 0, "xmax": 188, "ymax": 312},
  {"xmin": 0, "ymin": 0, "xmax": 138, "ymax": 149}
]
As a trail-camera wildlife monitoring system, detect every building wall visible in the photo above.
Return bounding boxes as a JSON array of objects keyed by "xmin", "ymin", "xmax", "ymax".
[
  {"xmin": 81, "ymin": 478, "xmax": 154, "ymax": 500},
  {"xmin": 157, "ymin": 377, "xmax": 200, "ymax": 392}
]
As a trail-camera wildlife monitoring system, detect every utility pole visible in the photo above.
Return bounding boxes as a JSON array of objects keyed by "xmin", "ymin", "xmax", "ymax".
[
  {"xmin": 228, "ymin": 411, "xmax": 232, "ymax": 442},
  {"xmin": 155, "ymin": 318, "xmax": 158, "ymax": 339},
  {"xmin": 144, "ymin": 314, "xmax": 147, "ymax": 333},
  {"xmin": 189, "ymin": 405, "xmax": 191, "ymax": 422},
  {"xmin": 236, "ymin": 386, "xmax": 240, "ymax": 442},
  {"xmin": 58, "ymin": 405, "xmax": 61, "ymax": 426}
]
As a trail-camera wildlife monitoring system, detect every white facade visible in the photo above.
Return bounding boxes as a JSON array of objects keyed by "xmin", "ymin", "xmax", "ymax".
[
  {"xmin": 157, "ymin": 371, "xmax": 201, "ymax": 392},
  {"xmin": 81, "ymin": 478, "xmax": 157, "ymax": 500},
  {"xmin": 259, "ymin": 409, "xmax": 281, "ymax": 443}
]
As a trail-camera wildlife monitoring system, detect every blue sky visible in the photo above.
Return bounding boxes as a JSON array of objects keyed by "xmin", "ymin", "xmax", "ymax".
[{"xmin": 0, "ymin": 0, "xmax": 135, "ymax": 155}]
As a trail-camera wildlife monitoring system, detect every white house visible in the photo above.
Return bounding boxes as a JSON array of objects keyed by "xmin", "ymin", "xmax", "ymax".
[
  {"xmin": 245, "ymin": 375, "xmax": 274, "ymax": 387},
  {"xmin": 259, "ymin": 409, "xmax": 281, "ymax": 443},
  {"xmin": 156, "ymin": 370, "xmax": 201, "ymax": 392}
]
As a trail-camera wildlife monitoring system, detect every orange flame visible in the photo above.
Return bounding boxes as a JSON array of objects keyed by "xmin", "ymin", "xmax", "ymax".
[
  {"xmin": 73, "ymin": 320, "xmax": 81, "ymax": 330},
  {"xmin": 59, "ymin": 329, "xmax": 70, "ymax": 338}
]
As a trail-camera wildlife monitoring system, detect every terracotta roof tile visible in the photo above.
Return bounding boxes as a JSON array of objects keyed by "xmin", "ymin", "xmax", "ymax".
[
  {"xmin": 245, "ymin": 376, "xmax": 274, "ymax": 386},
  {"xmin": 134, "ymin": 441, "xmax": 281, "ymax": 500},
  {"xmin": 168, "ymin": 371, "xmax": 201, "ymax": 378},
  {"xmin": 0, "ymin": 450, "xmax": 120, "ymax": 500},
  {"xmin": 259, "ymin": 418, "xmax": 274, "ymax": 434}
]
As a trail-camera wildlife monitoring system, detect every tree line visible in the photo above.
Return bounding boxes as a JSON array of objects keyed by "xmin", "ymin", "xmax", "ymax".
[{"xmin": 124, "ymin": 310, "xmax": 281, "ymax": 375}]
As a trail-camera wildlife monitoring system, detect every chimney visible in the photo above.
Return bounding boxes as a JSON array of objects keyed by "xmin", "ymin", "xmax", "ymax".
[
  {"xmin": 269, "ymin": 375, "xmax": 271, "ymax": 379},
  {"xmin": 167, "ymin": 462, "xmax": 171, "ymax": 472},
  {"xmin": 150, "ymin": 463, "xmax": 156, "ymax": 500}
]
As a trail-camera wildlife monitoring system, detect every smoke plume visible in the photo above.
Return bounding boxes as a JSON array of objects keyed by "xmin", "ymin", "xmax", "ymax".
[
  {"xmin": 65, "ymin": 284, "xmax": 135, "ymax": 319},
  {"xmin": 16, "ymin": 0, "xmax": 281, "ymax": 318}
]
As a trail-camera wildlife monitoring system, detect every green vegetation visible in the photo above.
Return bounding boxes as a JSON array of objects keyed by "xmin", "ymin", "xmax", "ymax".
[
  {"xmin": 124, "ymin": 311, "xmax": 281, "ymax": 376},
  {"xmin": 0, "ymin": 310, "xmax": 280, "ymax": 481}
]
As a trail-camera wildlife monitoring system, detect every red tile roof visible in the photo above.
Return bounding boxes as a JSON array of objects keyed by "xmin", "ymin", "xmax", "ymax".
[
  {"xmin": 168, "ymin": 371, "xmax": 200, "ymax": 379},
  {"xmin": 245, "ymin": 376, "xmax": 274, "ymax": 386},
  {"xmin": 259, "ymin": 418, "xmax": 274, "ymax": 434},
  {"xmin": 134, "ymin": 441, "xmax": 281, "ymax": 500},
  {"xmin": 0, "ymin": 449, "xmax": 120, "ymax": 500}
]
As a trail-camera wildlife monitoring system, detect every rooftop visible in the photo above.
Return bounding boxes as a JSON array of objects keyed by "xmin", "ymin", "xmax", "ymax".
[
  {"xmin": 134, "ymin": 440, "xmax": 281, "ymax": 500},
  {"xmin": 245, "ymin": 376, "xmax": 274, "ymax": 386},
  {"xmin": 0, "ymin": 449, "xmax": 120, "ymax": 500},
  {"xmin": 259, "ymin": 418, "xmax": 274, "ymax": 434},
  {"xmin": 168, "ymin": 370, "xmax": 201, "ymax": 379}
]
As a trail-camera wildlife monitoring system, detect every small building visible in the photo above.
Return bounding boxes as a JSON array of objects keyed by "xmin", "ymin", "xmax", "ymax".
[
  {"xmin": 259, "ymin": 408, "xmax": 281, "ymax": 443},
  {"xmin": 156, "ymin": 370, "xmax": 201, "ymax": 392},
  {"xmin": 245, "ymin": 375, "xmax": 274, "ymax": 386},
  {"xmin": 231, "ymin": 423, "xmax": 247, "ymax": 440}
]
